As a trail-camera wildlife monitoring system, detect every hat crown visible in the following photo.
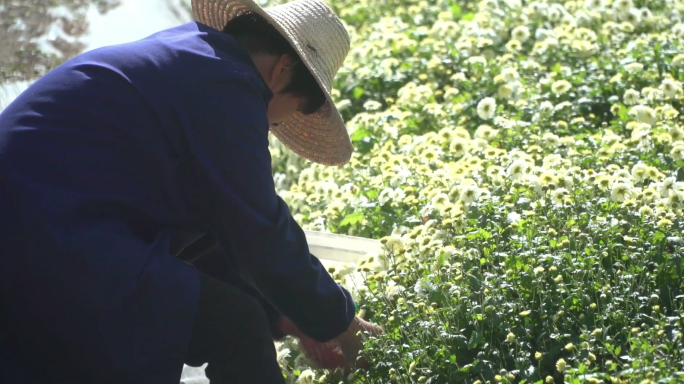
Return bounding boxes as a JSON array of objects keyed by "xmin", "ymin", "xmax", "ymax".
[
  {"xmin": 191, "ymin": 0, "xmax": 354, "ymax": 165},
  {"xmin": 266, "ymin": 0, "xmax": 349, "ymax": 93}
]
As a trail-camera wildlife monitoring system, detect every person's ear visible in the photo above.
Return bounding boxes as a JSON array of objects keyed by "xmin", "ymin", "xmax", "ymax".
[{"xmin": 268, "ymin": 54, "xmax": 298, "ymax": 93}]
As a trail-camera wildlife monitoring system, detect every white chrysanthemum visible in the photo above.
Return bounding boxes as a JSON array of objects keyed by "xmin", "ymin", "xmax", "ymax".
[
  {"xmin": 543, "ymin": 132, "xmax": 561, "ymax": 148},
  {"xmin": 557, "ymin": 174, "xmax": 574, "ymax": 189},
  {"xmin": 394, "ymin": 187, "xmax": 406, "ymax": 202},
  {"xmin": 297, "ymin": 369, "xmax": 316, "ymax": 384},
  {"xmin": 431, "ymin": 192, "xmax": 450, "ymax": 208},
  {"xmin": 639, "ymin": 205, "xmax": 654, "ymax": 216},
  {"xmin": 363, "ymin": 100, "xmax": 383, "ymax": 111},
  {"xmin": 659, "ymin": 177, "xmax": 676, "ymax": 198},
  {"xmin": 631, "ymin": 163, "xmax": 650, "ymax": 183},
  {"xmin": 474, "ymin": 124, "xmax": 499, "ymax": 141},
  {"xmin": 613, "ymin": 169, "xmax": 632, "ymax": 182},
  {"xmin": 449, "ymin": 137, "xmax": 470, "ymax": 157},
  {"xmin": 542, "ymin": 154, "xmax": 564, "ymax": 169},
  {"xmin": 612, "ymin": 0, "xmax": 633, "ymax": 13},
  {"xmin": 539, "ymin": 101, "xmax": 555, "ymax": 115},
  {"xmin": 337, "ymin": 263, "xmax": 358, "ymax": 277},
  {"xmin": 639, "ymin": 7, "xmax": 653, "ymax": 21},
  {"xmin": 277, "ymin": 348, "xmax": 291, "ymax": 365},
  {"xmin": 626, "ymin": 8, "xmax": 641, "ymax": 24},
  {"xmin": 378, "ymin": 187, "xmax": 395, "ymax": 205},
  {"xmin": 385, "ymin": 236, "xmax": 405, "ymax": 253},
  {"xmin": 385, "ymin": 280, "xmax": 406, "ymax": 299},
  {"xmin": 477, "ymin": 97, "xmax": 497, "ymax": 120},
  {"xmin": 551, "ymin": 80, "xmax": 572, "ymax": 95},
  {"xmin": 611, "ymin": 182, "xmax": 633, "ymax": 202},
  {"xmin": 671, "ymin": 144, "xmax": 684, "ymax": 160},
  {"xmin": 500, "ymin": 68, "xmax": 520, "ymax": 83},
  {"xmin": 584, "ymin": 0, "xmax": 605, "ymax": 11},
  {"xmin": 460, "ymin": 184, "xmax": 481, "ymax": 204},
  {"xmin": 551, "ymin": 188, "xmax": 570, "ymax": 205},
  {"xmin": 507, "ymin": 158, "xmax": 530, "ymax": 180},
  {"xmin": 629, "ymin": 105, "xmax": 657, "ymax": 126},
  {"xmin": 623, "ymin": 89, "xmax": 640, "ymax": 105},
  {"xmin": 512, "ymin": 25, "xmax": 531, "ymax": 42},
  {"xmin": 660, "ymin": 78, "xmax": 682, "ymax": 98},
  {"xmin": 507, "ymin": 211, "xmax": 522, "ymax": 223},
  {"xmin": 624, "ymin": 62, "xmax": 644, "ymax": 74},
  {"xmin": 414, "ymin": 279, "xmax": 439, "ymax": 298}
]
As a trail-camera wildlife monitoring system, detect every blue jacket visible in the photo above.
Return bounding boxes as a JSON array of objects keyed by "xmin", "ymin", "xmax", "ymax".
[{"xmin": 0, "ymin": 21, "xmax": 355, "ymax": 383}]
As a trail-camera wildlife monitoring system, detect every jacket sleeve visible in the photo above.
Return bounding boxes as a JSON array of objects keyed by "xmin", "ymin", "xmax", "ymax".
[
  {"xmin": 179, "ymin": 74, "xmax": 355, "ymax": 342},
  {"xmin": 191, "ymin": 244, "xmax": 287, "ymax": 340}
]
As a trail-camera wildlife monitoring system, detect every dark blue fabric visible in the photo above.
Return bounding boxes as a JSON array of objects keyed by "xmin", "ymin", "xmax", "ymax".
[{"xmin": 0, "ymin": 21, "xmax": 355, "ymax": 383}]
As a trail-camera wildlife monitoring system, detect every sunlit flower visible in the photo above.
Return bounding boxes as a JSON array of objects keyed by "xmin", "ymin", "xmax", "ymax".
[
  {"xmin": 539, "ymin": 101, "xmax": 554, "ymax": 114},
  {"xmin": 631, "ymin": 163, "xmax": 649, "ymax": 183},
  {"xmin": 542, "ymin": 132, "xmax": 561, "ymax": 148},
  {"xmin": 460, "ymin": 184, "xmax": 481, "ymax": 204},
  {"xmin": 556, "ymin": 358, "xmax": 567, "ymax": 372},
  {"xmin": 385, "ymin": 280, "xmax": 406, "ymax": 299},
  {"xmin": 277, "ymin": 348, "xmax": 291, "ymax": 365},
  {"xmin": 511, "ymin": 25, "xmax": 531, "ymax": 42},
  {"xmin": 431, "ymin": 192, "xmax": 450, "ymax": 208},
  {"xmin": 659, "ymin": 177, "xmax": 676, "ymax": 197},
  {"xmin": 551, "ymin": 80, "xmax": 572, "ymax": 95},
  {"xmin": 660, "ymin": 78, "xmax": 682, "ymax": 98},
  {"xmin": 671, "ymin": 145, "xmax": 684, "ymax": 160},
  {"xmin": 611, "ymin": 182, "xmax": 633, "ymax": 202},
  {"xmin": 507, "ymin": 159, "xmax": 530, "ymax": 180},
  {"xmin": 297, "ymin": 369, "xmax": 316, "ymax": 384},
  {"xmin": 629, "ymin": 105, "xmax": 657, "ymax": 126},
  {"xmin": 378, "ymin": 187, "xmax": 395, "ymax": 205},
  {"xmin": 551, "ymin": 188, "xmax": 570, "ymax": 205},
  {"xmin": 506, "ymin": 332, "xmax": 516, "ymax": 342},
  {"xmin": 624, "ymin": 62, "xmax": 644, "ymax": 73},
  {"xmin": 449, "ymin": 138, "xmax": 470, "ymax": 157},
  {"xmin": 477, "ymin": 97, "xmax": 497, "ymax": 120},
  {"xmin": 623, "ymin": 89, "xmax": 640, "ymax": 105}
]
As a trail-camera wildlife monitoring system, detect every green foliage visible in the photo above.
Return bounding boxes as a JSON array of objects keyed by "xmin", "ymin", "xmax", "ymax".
[{"xmin": 266, "ymin": 0, "xmax": 684, "ymax": 382}]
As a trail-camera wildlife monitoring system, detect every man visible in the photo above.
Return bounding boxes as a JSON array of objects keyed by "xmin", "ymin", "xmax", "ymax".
[{"xmin": 0, "ymin": 0, "xmax": 381, "ymax": 383}]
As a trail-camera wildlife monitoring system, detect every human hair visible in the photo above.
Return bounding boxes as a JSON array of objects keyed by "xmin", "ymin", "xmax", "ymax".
[{"xmin": 223, "ymin": 12, "xmax": 326, "ymax": 115}]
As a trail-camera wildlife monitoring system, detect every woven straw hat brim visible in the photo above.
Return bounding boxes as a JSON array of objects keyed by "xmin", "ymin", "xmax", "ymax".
[{"xmin": 192, "ymin": 0, "xmax": 354, "ymax": 166}]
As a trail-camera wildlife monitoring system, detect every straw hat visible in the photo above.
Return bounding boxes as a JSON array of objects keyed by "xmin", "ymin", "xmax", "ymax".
[{"xmin": 192, "ymin": 0, "xmax": 354, "ymax": 166}]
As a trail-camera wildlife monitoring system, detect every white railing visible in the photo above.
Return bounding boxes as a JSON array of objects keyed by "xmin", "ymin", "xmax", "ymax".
[{"xmin": 304, "ymin": 230, "xmax": 382, "ymax": 264}]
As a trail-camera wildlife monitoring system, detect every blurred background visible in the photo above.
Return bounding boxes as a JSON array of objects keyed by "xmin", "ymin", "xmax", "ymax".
[{"xmin": 0, "ymin": 0, "xmax": 248, "ymax": 111}]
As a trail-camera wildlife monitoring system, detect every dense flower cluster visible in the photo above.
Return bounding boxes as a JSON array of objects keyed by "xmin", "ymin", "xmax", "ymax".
[{"xmin": 267, "ymin": 0, "xmax": 684, "ymax": 382}]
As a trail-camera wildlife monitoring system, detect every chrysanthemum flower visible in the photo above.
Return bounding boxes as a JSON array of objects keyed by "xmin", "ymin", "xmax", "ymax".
[
  {"xmin": 623, "ymin": 89, "xmax": 641, "ymax": 105},
  {"xmin": 477, "ymin": 97, "xmax": 497, "ymax": 120},
  {"xmin": 551, "ymin": 80, "xmax": 572, "ymax": 95},
  {"xmin": 611, "ymin": 182, "xmax": 633, "ymax": 202}
]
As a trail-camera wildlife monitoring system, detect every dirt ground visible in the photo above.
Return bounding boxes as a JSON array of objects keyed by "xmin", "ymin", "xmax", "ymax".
[{"xmin": 0, "ymin": 0, "xmax": 121, "ymax": 83}]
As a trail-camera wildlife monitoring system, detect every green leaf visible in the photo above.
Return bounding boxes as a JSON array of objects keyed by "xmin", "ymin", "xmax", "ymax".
[
  {"xmin": 479, "ymin": 228, "xmax": 492, "ymax": 240},
  {"xmin": 451, "ymin": 3, "xmax": 462, "ymax": 18},
  {"xmin": 340, "ymin": 211, "xmax": 365, "ymax": 227},
  {"xmin": 654, "ymin": 231, "xmax": 666, "ymax": 243},
  {"xmin": 461, "ymin": 12, "xmax": 475, "ymax": 21},
  {"xmin": 618, "ymin": 105, "xmax": 630, "ymax": 122},
  {"xmin": 351, "ymin": 127, "xmax": 371, "ymax": 142},
  {"xmin": 353, "ymin": 87, "xmax": 365, "ymax": 99}
]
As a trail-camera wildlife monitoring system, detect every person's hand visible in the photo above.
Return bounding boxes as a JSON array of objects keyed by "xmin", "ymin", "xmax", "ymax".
[
  {"xmin": 278, "ymin": 316, "xmax": 347, "ymax": 369},
  {"xmin": 334, "ymin": 316, "xmax": 383, "ymax": 369}
]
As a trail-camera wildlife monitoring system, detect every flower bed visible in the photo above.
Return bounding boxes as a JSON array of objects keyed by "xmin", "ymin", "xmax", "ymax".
[{"xmin": 268, "ymin": 0, "xmax": 684, "ymax": 382}]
